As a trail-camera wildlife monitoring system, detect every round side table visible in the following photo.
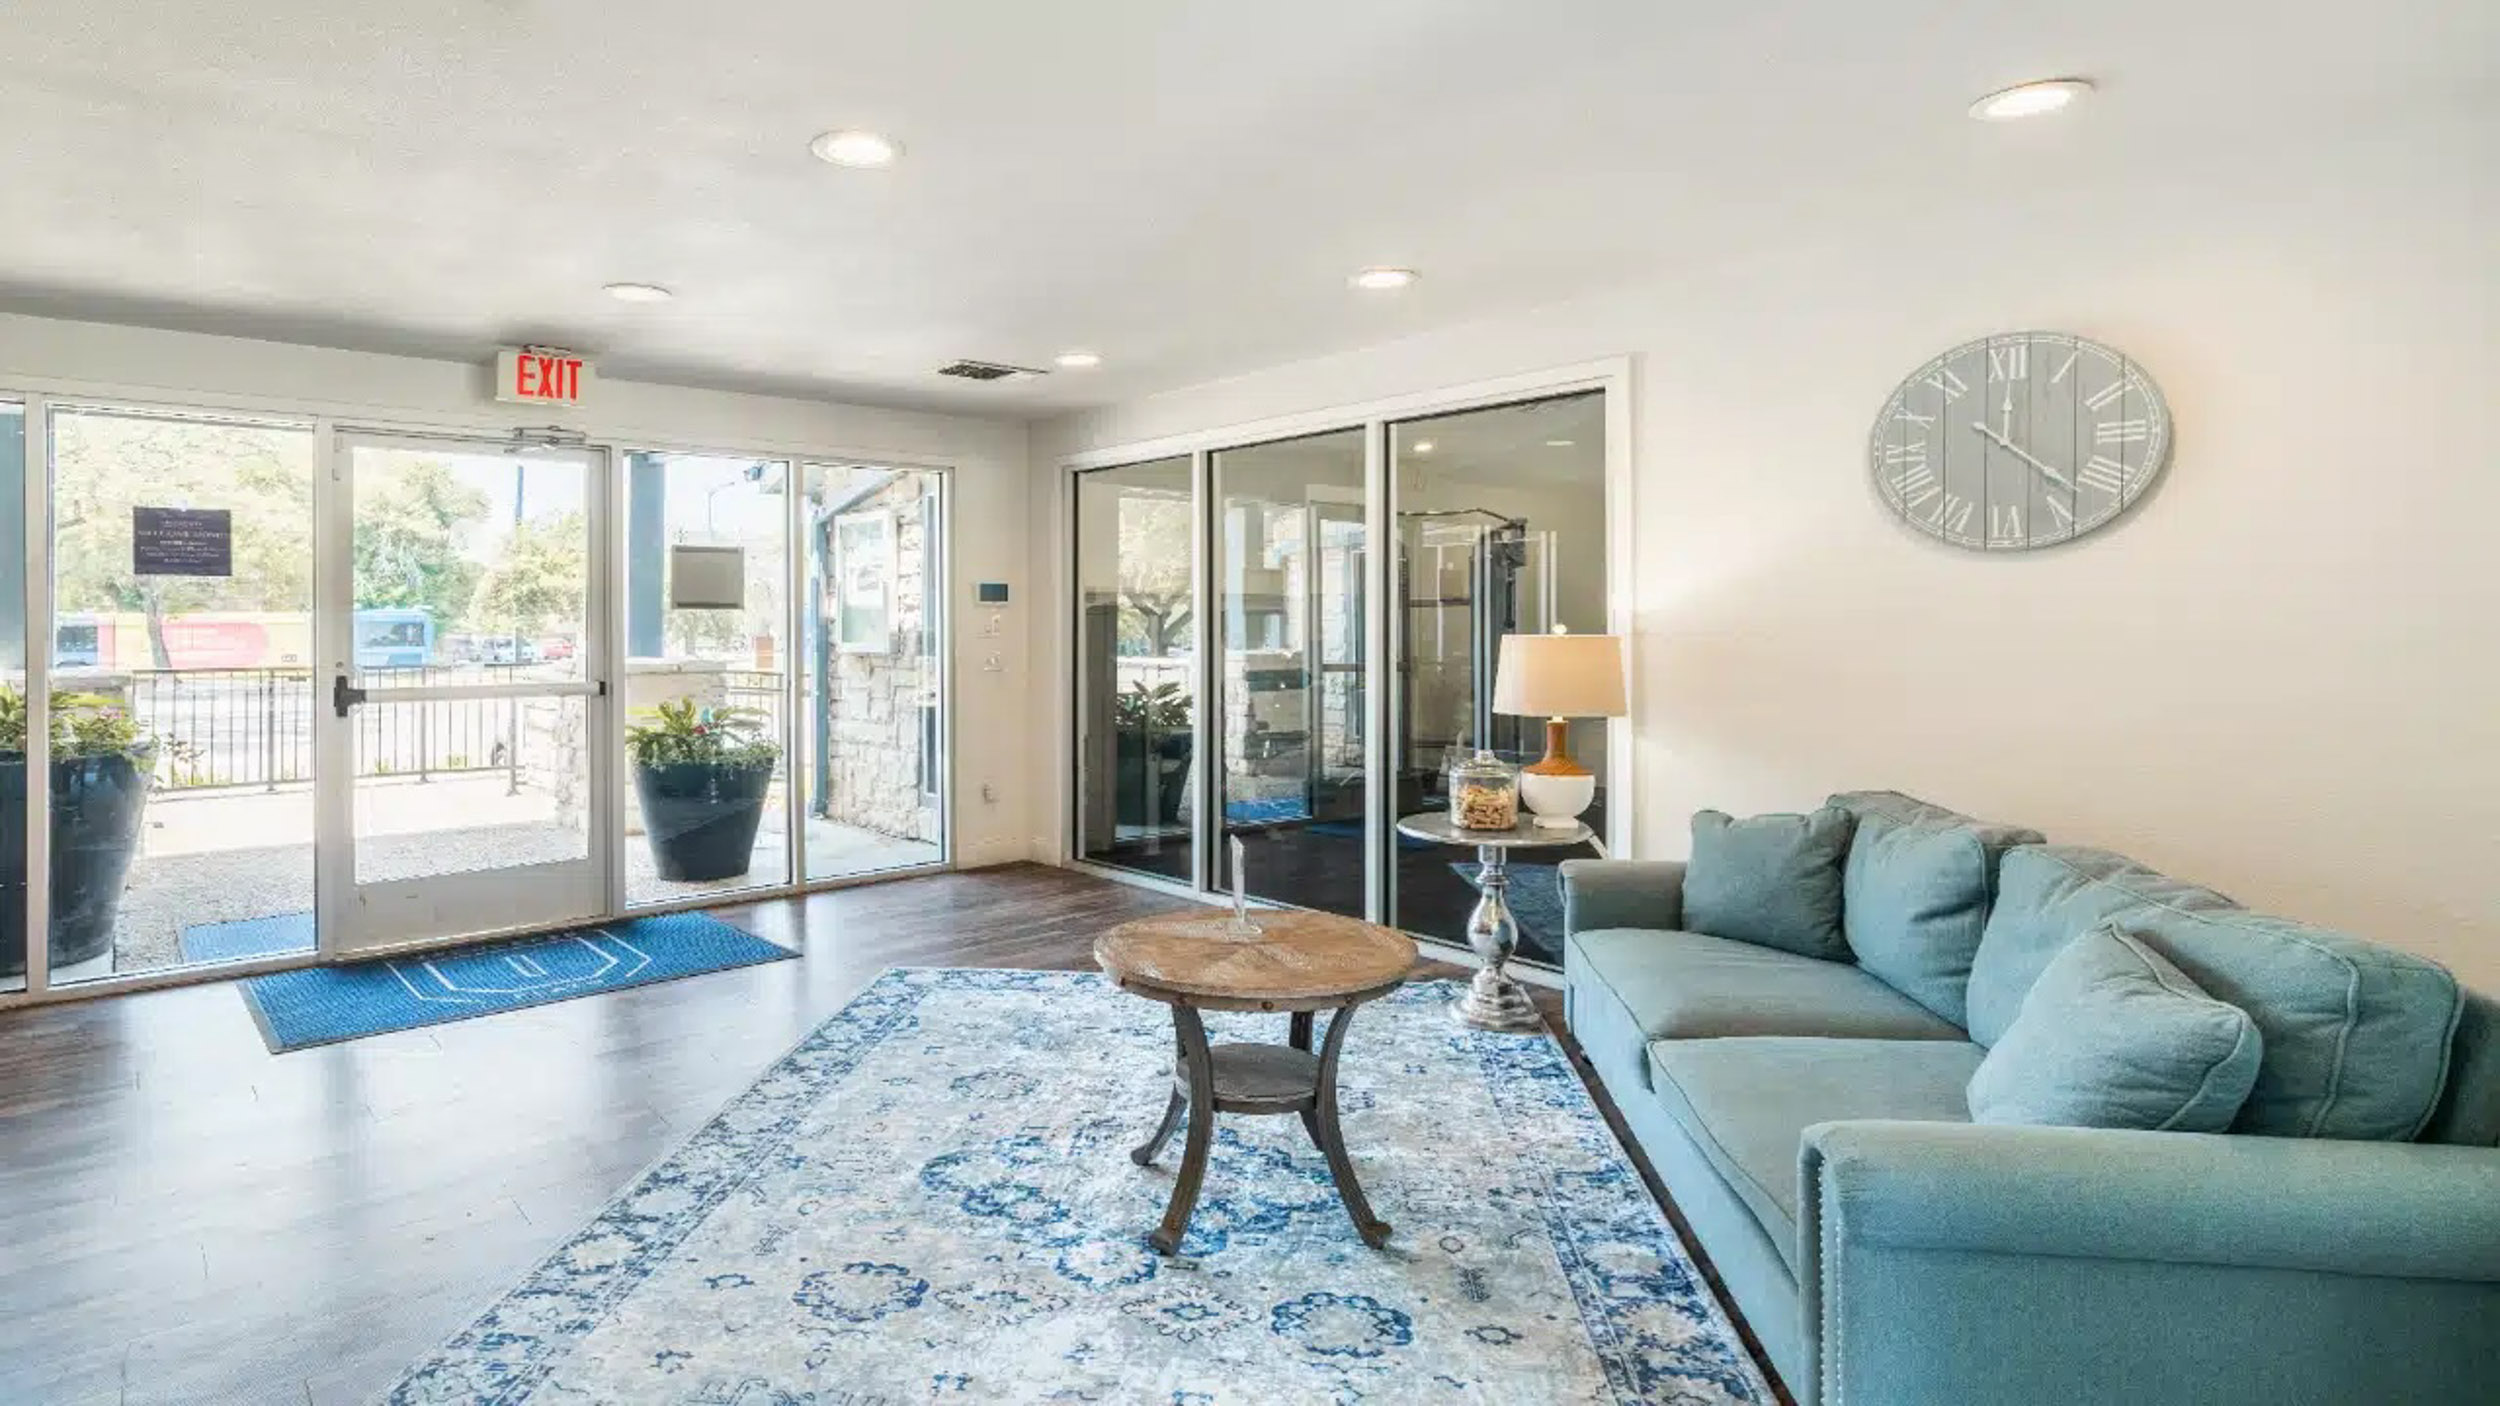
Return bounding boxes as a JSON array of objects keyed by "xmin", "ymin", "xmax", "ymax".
[
  {"xmin": 1394, "ymin": 812, "xmax": 1595, "ymax": 1032},
  {"xmin": 1095, "ymin": 909, "xmax": 1417, "ymax": 1255}
]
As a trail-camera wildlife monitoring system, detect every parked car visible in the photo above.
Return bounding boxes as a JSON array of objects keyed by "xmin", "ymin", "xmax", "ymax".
[{"xmin": 538, "ymin": 636, "xmax": 576, "ymax": 661}]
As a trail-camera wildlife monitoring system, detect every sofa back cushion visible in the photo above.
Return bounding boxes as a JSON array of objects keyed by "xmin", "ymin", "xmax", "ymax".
[
  {"xmin": 1968, "ymin": 846, "xmax": 2238, "ymax": 1046},
  {"xmin": 1829, "ymin": 790, "xmax": 2044, "ymax": 1027},
  {"xmin": 1683, "ymin": 807, "xmax": 1856, "ymax": 960},
  {"xmin": 1968, "ymin": 924, "xmax": 2264, "ymax": 1132},
  {"xmin": 1975, "ymin": 845, "xmax": 2463, "ymax": 1141},
  {"xmin": 2422, "ymin": 989, "xmax": 2500, "ymax": 1147}
]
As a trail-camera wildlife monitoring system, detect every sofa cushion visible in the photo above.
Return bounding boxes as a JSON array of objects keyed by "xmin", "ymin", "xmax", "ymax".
[
  {"xmin": 1969, "ymin": 925, "xmax": 2264, "ymax": 1132},
  {"xmin": 1829, "ymin": 792, "xmax": 2045, "ymax": 1028},
  {"xmin": 1647, "ymin": 1036, "xmax": 1982, "ymax": 1271},
  {"xmin": 2422, "ymin": 989, "xmax": 2500, "ymax": 1148},
  {"xmin": 1827, "ymin": 788, "xmax": 2041, "ymax": 841},
  {"xmin": 1966, "ymin": 845, "xmax": 2237, "ymax": 1047},
  {"xmin": 1975, "ymin": 846, "xmax": 2463, "ymax": 1140},
  {"xmin": 1567, "ymin": 928, "xmax": 1964, "ymax": 1078},
  {"xmin": 1684, "ymin": 806, "xmax": 1855, "ymax": 959}
]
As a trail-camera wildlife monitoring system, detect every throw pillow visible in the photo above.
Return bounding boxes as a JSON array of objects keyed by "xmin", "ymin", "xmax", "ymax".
[
  {"xmin": 1968, "ymin": 923, "xmax": 2263, "ymax": 1132},
  {"xmin": 1682, "ymin": 807, "xmax": 1856, "ymax": 960},
  {"xmin": 1838, "ymin": 816, "xmax": 2027, "ymax": 1027}
]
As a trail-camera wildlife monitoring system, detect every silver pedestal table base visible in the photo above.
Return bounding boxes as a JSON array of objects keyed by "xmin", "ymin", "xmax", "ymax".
[{"xmin": 1394, "ymin": 812, "xmax": 1597, "ymax": 1033}]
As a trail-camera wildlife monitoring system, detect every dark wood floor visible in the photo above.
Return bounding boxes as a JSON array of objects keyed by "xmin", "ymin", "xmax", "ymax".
[{"xmin": 0, "ymin": 863, "xmax": 1782, "ymax": 1406}]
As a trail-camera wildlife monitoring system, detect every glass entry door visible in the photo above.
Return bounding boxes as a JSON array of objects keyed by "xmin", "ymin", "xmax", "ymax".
[{"xmin": 320, "ymin": 432, "xmax": 608, "ymax": 956}]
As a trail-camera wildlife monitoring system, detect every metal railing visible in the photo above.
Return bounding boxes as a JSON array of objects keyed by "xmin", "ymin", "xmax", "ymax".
[
  {"xmin": 722, "ymin": 669, "xmax": 787, "ymax": 749},
  {"xmin": 121, "ymin": 665, "xmax": 798, "ymax": 793},
  {"xmin": 123, "ymin": 667, "xmax": 523, "ymax": 792}
]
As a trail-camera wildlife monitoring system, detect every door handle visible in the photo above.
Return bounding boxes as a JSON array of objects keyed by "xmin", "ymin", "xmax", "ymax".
[{"xmin": 332, "ymin": 674, "xmax": 368, "ymax": 719}]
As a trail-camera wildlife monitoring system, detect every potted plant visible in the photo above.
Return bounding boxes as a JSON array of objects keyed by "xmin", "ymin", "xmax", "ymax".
[
  {"xmin": 1111, "ymin": 680, "xmax": 1192, "ymax": 827},
  {"xmin": 626, "ymin": 696, "xmax": 781, "ymax": 882},
  {"xmin": 1, "ymin": 686, "xmax": 157, "ymax": 979}
]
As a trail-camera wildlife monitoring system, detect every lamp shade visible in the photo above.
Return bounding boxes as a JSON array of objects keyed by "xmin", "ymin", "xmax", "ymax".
[{"xmin": 1493, "ymin": 631, "xmax": 1627, "ymax": 718}]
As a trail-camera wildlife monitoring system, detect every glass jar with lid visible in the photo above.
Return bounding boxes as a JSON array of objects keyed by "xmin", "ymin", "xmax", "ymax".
[{"xmin": 1446, "ymin": 749, "xmax": 1520, "ymax": 831}]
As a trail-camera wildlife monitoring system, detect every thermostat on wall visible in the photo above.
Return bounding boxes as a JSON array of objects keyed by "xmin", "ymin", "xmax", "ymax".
[{"xmin": 976, "ymin": 582, "xmax": 1011, "ymax": 605}]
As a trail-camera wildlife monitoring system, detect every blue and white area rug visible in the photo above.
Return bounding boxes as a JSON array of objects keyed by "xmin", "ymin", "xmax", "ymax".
[
  {"xmin": 385, "ymin": 968, "xmax": 1771, "ymax": 1405},
  {"xmin": 240, "ymin": 913, "xmax": 794, "ymax": 1053}
]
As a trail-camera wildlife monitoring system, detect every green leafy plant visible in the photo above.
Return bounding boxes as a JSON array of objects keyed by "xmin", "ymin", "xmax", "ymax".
[
  {"xmin": 1111, "ymin": 680, "xmax": 1190, "ymax": 731},
  {"xmin": 0, "ymin": 684, "xmax": 157, "ymax": 761},
  {"xmin": 625, "ymin": 696, "xmax": 781, "ymax": 772}
]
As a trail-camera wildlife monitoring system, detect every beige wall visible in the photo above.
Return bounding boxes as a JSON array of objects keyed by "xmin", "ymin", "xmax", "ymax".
[{"xmin": 1034, "ymin": 129, "xmax": 2500, "ymax": 988}]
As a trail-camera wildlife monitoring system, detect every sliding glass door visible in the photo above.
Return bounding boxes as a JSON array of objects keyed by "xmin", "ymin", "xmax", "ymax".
[
  {"xmin": 2, "ymin": 402, "xmax": 24, "ymax": 993},
  {"xmin": 1212, "ymin": 430, "xmax": 1369, "ymax": 918},
  {"xmin": 1072, "ymin": 456, "xmax": 1195, "ymax": 882},
  {"xmin": 1387, "ymin": 393, "xmax": 1607, "ymax": 961},
  {"xmin": 1066, "ymin": 388, "xmax": 1612, "ymax": 964}
]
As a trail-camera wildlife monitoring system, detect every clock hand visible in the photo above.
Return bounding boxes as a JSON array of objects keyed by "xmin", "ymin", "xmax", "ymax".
[{"xmin": 1972, "ymin": 422, "xmax": 2077, "ymax": 491}]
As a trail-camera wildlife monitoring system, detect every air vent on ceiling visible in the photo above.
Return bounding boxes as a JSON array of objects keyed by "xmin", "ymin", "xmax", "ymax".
[{"xmin": 936, "ymin": 359, "xmax": 1047, "ymax": 382}]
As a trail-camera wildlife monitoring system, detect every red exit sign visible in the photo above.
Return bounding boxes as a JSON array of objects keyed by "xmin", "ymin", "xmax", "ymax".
[{"xmin": 495, "ymin": 347, "xmax": 593, "ymax": 406}]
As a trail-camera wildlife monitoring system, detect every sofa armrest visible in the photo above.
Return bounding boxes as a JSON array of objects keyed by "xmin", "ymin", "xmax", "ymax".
[
  {"xmin": 1557, "ymin": 859, "xmax": 1684, "ymax": 937},
  {"xmin": 1800, "ymin": 1120, "xmax": 2500, "ymax": 1281},
  {"xmin": 1797, "ymin": 1120, "xmax": 2500, "ymax": 1406}
]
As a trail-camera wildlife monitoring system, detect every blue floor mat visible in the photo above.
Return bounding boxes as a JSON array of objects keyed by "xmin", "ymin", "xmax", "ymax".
[
  {"xmin": 182, "ymin": 911, "xmax": 316, "ymax": 964},
  {"xmin": 236, "ymin": 912, "xmax": 796, "ymax": 1053},
  {"xmin": 1225, "ymin": 797, "xmax": 1312, "ymax": 825}
]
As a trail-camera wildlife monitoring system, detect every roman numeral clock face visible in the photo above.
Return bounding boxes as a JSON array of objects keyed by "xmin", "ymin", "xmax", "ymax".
[{"xmin": 1870, "ymin": 332, "xmax": 2171, "ymax": 550}]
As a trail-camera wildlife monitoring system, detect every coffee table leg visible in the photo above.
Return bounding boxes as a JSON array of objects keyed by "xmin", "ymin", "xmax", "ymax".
[
  {"xmin": 1312, "ymin": 1003, "xmax": 1391, "ymax": 1248},
  {"xmin": 1285, "ymin": 1010, "xmax": 1325, "ymax": 1141},
  {"xmin": 1150, "ymin": 1004, "xmax": 1216, "ymax": 1256},
  {"xmin": 1130, "ymin": 1087, "xmax": 1185, "ymax": 1167}
]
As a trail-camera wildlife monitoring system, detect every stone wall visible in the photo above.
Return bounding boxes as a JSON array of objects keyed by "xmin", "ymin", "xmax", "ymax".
[{"xmin": 821, "ymin": 475, "xmax": 939, "ymax": 842}]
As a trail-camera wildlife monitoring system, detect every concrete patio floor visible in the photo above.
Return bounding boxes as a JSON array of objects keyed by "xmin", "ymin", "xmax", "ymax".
[{"xmin": 70, "ymin": 778, "xmax": 942, "ymax": 981}]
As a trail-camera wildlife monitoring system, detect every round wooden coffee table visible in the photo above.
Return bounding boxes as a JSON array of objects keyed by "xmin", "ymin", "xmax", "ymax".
[{"xmin": 1095, "ymin": 908, "xmax": 1418, "ymax": 1254}]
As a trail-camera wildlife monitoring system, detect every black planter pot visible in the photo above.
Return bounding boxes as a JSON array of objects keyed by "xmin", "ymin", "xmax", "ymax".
[
  {"xmin": 634, "ymin": 761, "xmax": 773, "ymax": 882},
  {"xmin": 1113, "ymin": 727, "xmax": 1192, "ymax": 827},
  {"xmin": 1, "ymin": 752, "xmax": 153, "ymax": 980}
]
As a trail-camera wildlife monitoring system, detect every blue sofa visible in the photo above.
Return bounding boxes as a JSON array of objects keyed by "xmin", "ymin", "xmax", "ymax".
[{"xmin": 1560, "ymin": 790, "xmax": 2500, "ymax": 1406}]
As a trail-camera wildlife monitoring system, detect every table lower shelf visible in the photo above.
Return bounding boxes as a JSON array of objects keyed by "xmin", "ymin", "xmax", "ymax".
[{"xmin": 1174, "ymin": 1042, "xmax": 1322, "ymax": 1113}]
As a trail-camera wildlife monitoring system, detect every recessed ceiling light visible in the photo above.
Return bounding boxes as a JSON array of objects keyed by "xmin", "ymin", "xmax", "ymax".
[
  {"xmin": 603, "ymin": 282, "xmax": 673, "ymax": 303},
  {"xmin": 810, "ymin": 129, "xmax": 903, "ymax": 167},
  {"xmin": 1411, "ymin": 439, "xmax": 1436, "ymax": 454},
  {"xmin": 1545, "ymin": 438, "xmax": 1576, "ymax": 448},
  {"xmin": 1968, "ymin": 78, "xmax": 2093, "ymax": 121},
  {"xmin": 1350, "ymin": 266, "xmax": 1419, "ymax": 291},
  {"xmin": 1054, "ymin": 350, "xmax": 1103, "ymax": 369}
]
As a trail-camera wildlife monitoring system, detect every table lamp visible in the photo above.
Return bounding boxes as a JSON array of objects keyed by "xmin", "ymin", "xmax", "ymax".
[{"xmin": 1492, "ymin": 626, "xmax": 1626, "ymax": 828}]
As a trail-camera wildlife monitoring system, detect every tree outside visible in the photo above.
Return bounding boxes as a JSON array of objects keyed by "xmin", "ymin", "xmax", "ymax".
[
  {"xmin": 353, "ymin": 458, "xmax": 492, "ymax": 636},
  {"xmin": 1116, "ymin": 490, "xmax": 1192, "ymax": 657},
  {"xmin": 469, "ymin": 508, "xmax": 587, "ymax": 640},
  {"xmin": 51, "ymin": 411, "xmax": 317, "ymax": 667}
]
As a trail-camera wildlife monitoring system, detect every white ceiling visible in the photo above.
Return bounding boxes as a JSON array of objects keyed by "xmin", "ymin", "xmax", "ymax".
[{"xmin": 0, "ymin": 2, "xmax": 2487, "ymax": 415}]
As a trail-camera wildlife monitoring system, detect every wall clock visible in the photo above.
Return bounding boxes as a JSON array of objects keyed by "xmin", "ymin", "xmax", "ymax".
[{"xmin": 1870, "ymin": 331, "xmax": 2171, "ymax": 551}]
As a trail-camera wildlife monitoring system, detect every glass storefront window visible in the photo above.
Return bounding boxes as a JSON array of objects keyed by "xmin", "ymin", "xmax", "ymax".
[
  {"xmin": 801, "ymin": 464, "xmax": 947, "ymax": 881},
  {"xmin": 621, "ymin": 451, "xmax": 793, "ymax": 905},
  {"xmin": 46, "ymin": 405, "xmax": 318, "ymax": 982}
]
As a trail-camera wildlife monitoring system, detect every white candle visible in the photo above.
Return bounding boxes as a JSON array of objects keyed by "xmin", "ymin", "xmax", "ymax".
[{"xmin": 1230, "ymin": 835, "xmax": 1248, "ymax": 927}]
